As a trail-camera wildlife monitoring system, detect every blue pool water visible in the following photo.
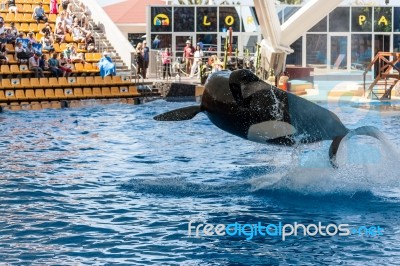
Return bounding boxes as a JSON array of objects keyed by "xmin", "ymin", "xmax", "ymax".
[{"xmin": 0, "ymin": 100, "xmax": 399, "ymax": 265}]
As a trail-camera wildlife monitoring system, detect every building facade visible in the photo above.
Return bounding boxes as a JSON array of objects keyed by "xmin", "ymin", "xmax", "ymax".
[{"xmin": 147, "ymin": 2, "xmax": 400, "ymax": 71}]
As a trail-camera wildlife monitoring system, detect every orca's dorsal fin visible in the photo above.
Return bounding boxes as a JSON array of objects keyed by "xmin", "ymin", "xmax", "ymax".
[
  {"xmin": 153, "ymin": 106, "xmax": 201, "ymax": 121},
  {"xmin": 228, "ymin": 69, "xmax": 264, "ymax": 105}
]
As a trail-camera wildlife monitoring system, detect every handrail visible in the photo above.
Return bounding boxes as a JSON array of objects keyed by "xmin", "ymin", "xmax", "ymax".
[{"xmin": 363, "ymin": 51, "xmax": 400, "ymax": 99}]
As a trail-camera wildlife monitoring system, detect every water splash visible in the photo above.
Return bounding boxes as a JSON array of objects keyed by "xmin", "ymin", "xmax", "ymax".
[{"xmin": 249, "ymin": 134, "xmax": 400, "ymax": 197}]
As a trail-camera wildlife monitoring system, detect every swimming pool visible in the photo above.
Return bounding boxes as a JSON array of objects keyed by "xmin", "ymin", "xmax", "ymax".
[{"xmin": 0, "ymin": 100, "xmax": 399, "ymax": 265}]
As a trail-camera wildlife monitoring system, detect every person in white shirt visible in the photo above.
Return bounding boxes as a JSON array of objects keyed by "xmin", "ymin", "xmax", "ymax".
[
  {"xmin": 189, "ymin": 45, "xmax": 204, "ymax": 78},
  {"xmin": 28, "ymin": 52, "xmax": 44, "ymax": 78}
]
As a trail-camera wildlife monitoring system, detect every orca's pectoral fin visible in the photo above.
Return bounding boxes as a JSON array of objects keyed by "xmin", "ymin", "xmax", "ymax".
[
  {"xmin": 328, "ymin": 126, "xmax": 384, "ymax": 168},
  {"xmin": 153, "ymin": 106, "xmax": 202, "ymax": 121}
]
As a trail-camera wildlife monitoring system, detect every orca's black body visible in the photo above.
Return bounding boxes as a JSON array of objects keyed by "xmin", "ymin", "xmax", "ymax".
[{"xmin": 154, "ymin": 69, "xmax": 382, "ymax": 167}]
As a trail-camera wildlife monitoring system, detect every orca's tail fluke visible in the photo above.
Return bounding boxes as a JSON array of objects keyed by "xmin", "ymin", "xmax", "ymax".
[
  {"xmin": 153, "ymin": 106, "xmax": 202, "ymax": 121},
  {"xmin": 329, "ymin": 126, "xmax": 385, "ymax": 168}
]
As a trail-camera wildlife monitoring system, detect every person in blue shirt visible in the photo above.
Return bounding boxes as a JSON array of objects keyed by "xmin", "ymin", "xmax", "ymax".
[
  {"xmin": 152, "ymin": 35, "xmax": 160, "ymax": 49},
  {"xmin": 98, "ymin": 51, "xmax": 116, "ymax": 77}
]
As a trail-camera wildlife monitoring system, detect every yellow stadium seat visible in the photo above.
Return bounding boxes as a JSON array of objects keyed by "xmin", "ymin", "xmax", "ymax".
[
  {"xmin": 129, "ymin": 86, "xmax": 140, "ymax": 96},
  {"xmin": 53, "ymin": 43, "xmax": 61, "ymax": 53},
  {"xmin": 35, "ymin": 89, "xmax": 47, "ymax": 100},
  {"xmin": 22, "ymin": 13, "xmax": 33, "ymax": 23},
  {"xmin": 83, "ymin": 62, "xmax": 96, "ymax": 73},
  {"xmin": 119, "ymin": 86, "xmax": 129, "ymax": 95},
  {"xmin": 101, "ymin": 87, "xmax": 111, "ymax": 97},
  {"xmin": 48, "ymin": 77, "xmax": 58, "ymax": 87},
  {"xmin": 42, "ymin": 4, "xmax": 49, "ymax": 13},
  {"xmin": 0, "ymin": 91, "xmax": 6, "ymax": 102},
  {"xmin": 22, "ymin": 4, "xmax": 32, "ymax": 13},
  {"xmin": 39, "ymin": 77, "xmax": 50, "ymax": 87},
  {"xmin": 29, "ymin": 23, "xmax": 39, "ymax": 32},
  {"xmin": 74, "ymin": 63, "xmax": 84, "ymax": 73},
  {"xmin": 20, "ymin": 78, "xmax": 31, "ymax": 88},
  {"xmin": 15, "ymin": 90, "xmax": 27, "ymax": 100},
  {"xmin": 48, "ymin": 13, "xmax": 57, "ymax": 22},
  {"xmin": 83, "ymin": 88, "xmax": 93, "ymax": 98},
  {"xmin": 30, "ymin": 78, "xmax": 41, "ymax": 88},
  {"xmin": 11, "ymin": 78, "xmax": 22, "ymax": 88},
  {"xmin": 5, "ymin": 90, "xmax": 16, "ymax": 100},
  {"xmin": 7, "ymin": 54, "xmax": 18, "ymax": 64},
  {"xmin": 41, "ymin": 101, "xmax": 52, "ymax": 109},
  {"xmin": 1, "ymin": 78, "xmax": 13, "ymax": 89},
  {"xmin": 5, "ymin": 13, "xmax": 15, "ymax": 21},
  {"xmin": 45, "ymin": 89, "xmax": 57, "ymax": 99},
  {"xmin": 19, "ymin": 64, "xmax": 30, "ymax": 74},
  {"xmin": 92, "ymin": 87, "xmax": 103, "ymax": 98},
  {"xmin": 54, "ymin": 89, "xmax": 66, "ymax": 99},
  {"xmin": 92, "ymin": 53, "xmax": 102, "ymax": 62},
  {"xmin": 13, "ymin": 14, "xmax": 24, "ymax": 23},
  {"xmin": 73, "ymin": 88, "xmax": 83, "ymax": 98},
  {"xmin": 67, "ymin": 76, "xmax": 77, "ymax": 86},
  {"xmin": 57, "ymin": 77, "xmax": 69, "ymax": 87},
  {"xmin": 20, "ymin": 22, "xmax": 30, "ymax": 32},
  {"xmin": 85, "ymin": 76, "xmax": 94, "ymax": 85},
  {"xmin": 35, "ymin": 32, "xmax": 43, "ymax": 41},
  {"xmin": 51, "ymin": 101, "xmax": 61, "ymax": 109},
  {"xmin": 94, "ymin": 76, "xmax": 104, "ymax": 86},
  {"xmin": 65, "ymin": 33, "xmax": 73, "ymax": 43},
  {"xmin": 59, "ymin": 42, "xmax": 68, "ymax": 51},
  {"xmin": 6, "ymin": 43, "xmax": 15, "ymax": 53},
  {"xmin": 85, "ymin": 53, "xmax": 93, "ymax": 62},
  {"xmin": 25, "ymin": 89, "xmax": 36, "ymax": 100},
  {"xmin": 10, "ymin": 64, "xmax": 22, "ymax": 74},
  {"xmin": 110, "ymin": 87, "xmax": 121, "ymax": 97},
  {"xmin": 76, "ymin": 76, "xmax": 86, "ymax": 86},
  {"xmin": 103, "ymin": 76, "xmax": 113, "ymax": 86},
  {"xmin": 64, "ymin": 88, "xmax": 74, "ymax": 98},
  {"xmin": 1, "ymin": 65, "xmax": 12, "ymax": 75}
]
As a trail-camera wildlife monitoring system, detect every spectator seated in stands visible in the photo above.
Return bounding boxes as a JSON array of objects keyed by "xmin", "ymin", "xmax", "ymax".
[
  {"xmin": 61, "ymin": 0, "xmax": 69, "ymax": 10},
  {"xmin": 32, "ymin": 2, "xmax": 48, "ymax": 23},
  {"xmin": 48, "ymin": 52, "xmax": 63, "ymax": 77},
  {"xmin": 15, "ymin": 41, "xmax": 31, "ymax": 63},
  {"xmin": 71, "ymin": 23, "xmax": 85, "ymax": 43},
  {"xmin": 40, "ymin": 32, "xmax": 55, "ymax": 53},
  {"xmin": 63, "ymin": 43, "xmax": 72, "ymax": 59},
  {"xmin": 8, "ymin": 22, "xmax": 18, "ymax": 42},
  {"xmin": 0, "ymin": 42, "xmax": 8, "ymax": 64},
  {"xmin": 98, "ymin": 51, "xmax": 116, "ymax": 77},
  {"xmin": 0, "ymin": 21, "xmax": 5, "ymax": 35},
  {"xmin": 85, "ymin": 35, "xmax": 96, "ymax": 52},
  {"xmin": 7, "ymin": 0, "xmax": 18, "ymax": 15},
  {"xmin": 70, "ymin": 45, "xmax": 84, "ymax": 63},
  {"xmin": 39, "ymin": 54, "xmax": 50, "ymax": 71},
  {"xmin": 0, "ymin": 32, "xmax": 7, "ymax": 45},
  {"xmin": 57, "ymin": 52, "xmax": 72, "ymax": 77},
  {"xmin": 29, "ymin": 52, "xmax": 45, "ymax": 78},
  {"xmin": 40, "ymin": 22, "xmax": 53, "ymax": 37},
  {"xmin": 26, "ymin": 31, "xmax": 37, "ymax": 44},
  {"xmin": 54, "ymin": 21, "xmax": 65, "ymax": 43},
  {"xmin": 64, "ymin": 11, "xmax": 73, "ymax": 31}
]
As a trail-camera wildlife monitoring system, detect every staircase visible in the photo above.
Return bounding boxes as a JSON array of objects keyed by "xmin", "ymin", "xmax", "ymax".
[
  {"xmin": 363, "ymin": 52, "xmax": 400, "ymax": 100},
  {"xmin": 71, "ymin": 0, "xmax": 131, "ymax": 77}
]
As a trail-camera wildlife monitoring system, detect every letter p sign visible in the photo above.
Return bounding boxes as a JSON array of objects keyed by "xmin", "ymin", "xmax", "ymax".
[{"xmin": 359, "ymin": 15, "xmax": 366, "ymax": 26}]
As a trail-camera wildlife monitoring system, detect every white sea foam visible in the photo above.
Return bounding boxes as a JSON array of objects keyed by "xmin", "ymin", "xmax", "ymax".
[{"xmin": 249, "ymin": 133, "xmax": 400, "ymax": 196}]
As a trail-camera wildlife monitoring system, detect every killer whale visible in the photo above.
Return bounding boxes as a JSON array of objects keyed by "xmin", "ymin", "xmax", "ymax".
[{"xmin": 154, "ymin": 69, "xmax": 383, "ymax": 167}]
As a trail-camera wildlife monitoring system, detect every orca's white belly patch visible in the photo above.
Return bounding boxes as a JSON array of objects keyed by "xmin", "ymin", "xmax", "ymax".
[{"xmin": 247, "ymin": 121, "xmax": 296, "ymax": 142}]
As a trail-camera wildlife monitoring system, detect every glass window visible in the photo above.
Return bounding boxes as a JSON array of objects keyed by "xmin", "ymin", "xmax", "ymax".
[
  {"xmin": 309, "ymin": 17, "xmax": 327, "ymax": 32},
  {"xmin": 286, "ymin": 37, "xmax": 302, "ymax": 66},
  {"xmin": 174, "ymin": 7, "xmax": 195, "ymax": 32},
  {"xmin": 306, "ymin": 34, "xmax": 327, "ymax": 66},
  {"xmin": 374, "ymin": 7, "xmax": 392, "ymax": 32},
  {"xmin": 352, "ymin": 7, "xmax": 372, "ymax": 32},
  {"xmin": 241, "ymin": 6, "xmax": 259, "ymax": 33},
  {"xmin": 219, "ymin": 7, "xmax": 241, "ymax": 32},
  {"xmin": 283, "ymin": 6, "xmax": 300, "ymax": 22},
  {"xmin": 393, "ymin": 34, "xmax": 400, "ymax": 52},
  {"xmin": 351, "ymin": 34, "xmax": 372, "ymax": 69},
  {"xmin": 151, "ymin": 7, "xmax": 172, "ymax": 32},
  {"xmin": 197, "ymin": 7, "xmax": 218, "ymax": 32},
  {"xmin": 394, "ymin": 7, "xmax": 400, "ymax": 32},
  {"xmin": 329, "ymin": 7, "xmax": 350, "ymax": 32},
  {"xmin": 242, "ymin": 35, "xmax": 258, "ymax": 54},
  {"xmin": 150, "ymin": 34, "xmax": 172, "ymax": 50},
  {"xmin": 197, "ymin": 34, "xmax": 218, "ymax": 55}
]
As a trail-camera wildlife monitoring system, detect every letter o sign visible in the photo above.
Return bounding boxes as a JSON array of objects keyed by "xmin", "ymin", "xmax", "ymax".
[{"xmin": 225, "ymin": 16, "xmax": 234, "ymax": 26}]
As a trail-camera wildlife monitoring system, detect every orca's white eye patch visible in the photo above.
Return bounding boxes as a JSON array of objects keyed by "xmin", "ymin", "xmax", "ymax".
[{"xmin": 247, "ymin": 121, "xmax": 296, "ymax": 142}]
